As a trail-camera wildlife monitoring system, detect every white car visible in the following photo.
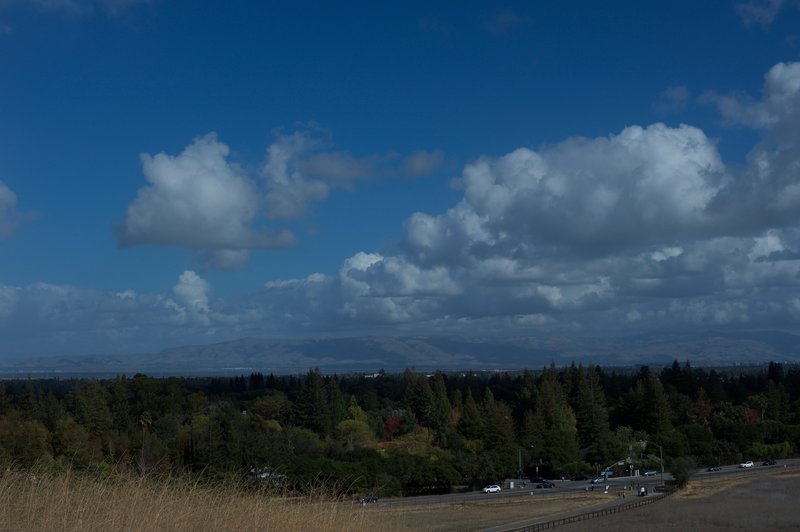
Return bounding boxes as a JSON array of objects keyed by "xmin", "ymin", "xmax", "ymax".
[
  {"xmin": 482, "ymin": 484, "xmax": 501, "ymax": 493},
  {"xmin": 739, "ymin": 460, "xmax": 754, "ymax": 468}
]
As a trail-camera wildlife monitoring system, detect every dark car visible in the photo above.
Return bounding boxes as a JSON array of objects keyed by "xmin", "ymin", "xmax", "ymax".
[
  {"xmin": 536, "ymin": 481, "xmax": 555, "ymax": 489},
  {"xmin": 571, "ymin": 474, "xmax": 589, "ymax": 481},
  {"xmin": 707, "ymin": 465, "xmax": 721, "ymax": 472},
  {"xmin": 762, "ymin": 459, "xmax": 777, "ymax": 466},
  {"xmin": 359, "ymin": 494, "xmax": 379, "ymax": 504},
  {"xmin": 529, "ymin": 476, "xmax": 547, "ymax": 484}
]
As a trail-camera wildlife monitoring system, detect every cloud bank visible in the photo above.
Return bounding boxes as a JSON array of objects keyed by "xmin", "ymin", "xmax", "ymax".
[
  {"xmin": 259, "ymin": 61, "xmax": 800, "ymax": 338},
  {"xmin": 117, "ymin": 131, "xmax": 442, "ymax": 268},
  {"xmin": 3, "ymin": 62, "xmax": 800, "ymax": 357}
]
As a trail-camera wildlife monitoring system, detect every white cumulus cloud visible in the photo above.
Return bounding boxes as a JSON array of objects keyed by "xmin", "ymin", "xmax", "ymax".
[
  {"xmin": 117, "ymin": 133, "xmax": 294, "ymax": 268},
  {"xmin": 117, "ymin": 130, "xmax": 442, "ymax": 269},
  {"xmin": 409, "ymin": 122, "xmax": 725, "ymax": 266},
  {"xmin": 173, "ymin": 270, "xmax": 211, "ymax": 315},
  {"xmin": 706, "ymin": 62, "xmax": 800, "ymax": 228}
]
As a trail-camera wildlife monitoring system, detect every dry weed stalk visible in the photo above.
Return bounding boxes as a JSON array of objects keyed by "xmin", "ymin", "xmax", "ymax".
[{"xmin": 0, "ymin": 467, "xmax": 373, "ymax": 531}]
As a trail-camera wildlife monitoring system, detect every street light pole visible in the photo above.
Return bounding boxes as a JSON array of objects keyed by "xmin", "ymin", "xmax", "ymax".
[
  {"xmin": 639, "ymin": 439, "xmax": 665, "ymax": 485},
  {"xmin": 649, "ymin": 441, "xmax": 665, "ymax": 484}
]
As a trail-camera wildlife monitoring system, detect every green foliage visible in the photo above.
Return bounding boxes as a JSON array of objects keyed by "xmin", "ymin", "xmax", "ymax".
[
  {"xmin": 300, "ymin": 369, "xmax": 330, "ymax": 435},
  {"xmin": 482, "ymin": 399, "xmax": 516, "ymax": 449},
  {"xmin": 403, "ymin": 370, "xmax": 435, "ymax": 428},
  {"xmin": 530, "ymin": 367, "xmax": 580, "ymax": 471},
  {"xmin": 249, "ymin": 391, "xmax": 292, "ymax": 424},
  {"xmin": 750, "ymin": 440, "xmax": 792, "ymax": 459},
  {"xmin": 334, "ymin": 419, "xmax": 374, "ymax": 453},
  {"xmin": 0, "ymin": 417, "xmax": 51, "ymax": 467},
  {"xmin": 458, "ymin": 388, "xmax": 484, "ymax": 439},
  {"xmin": 0, "ymin": 360, "xmax": 798, "ymax": 499},
  {"xmin": 669, "ymin": 456, "xmax": 695, "ymax": 489}
]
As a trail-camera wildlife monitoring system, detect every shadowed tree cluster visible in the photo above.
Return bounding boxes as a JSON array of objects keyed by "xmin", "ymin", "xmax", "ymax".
[{"xmin": 1, "ymin": 361, "xmax": 800, "ymax": 495}]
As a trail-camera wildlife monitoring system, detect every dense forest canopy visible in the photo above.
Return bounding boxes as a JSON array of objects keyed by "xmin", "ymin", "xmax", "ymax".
[{"xmin": 1, "ymin": 361, "xmax": 798, "ymax": 496}]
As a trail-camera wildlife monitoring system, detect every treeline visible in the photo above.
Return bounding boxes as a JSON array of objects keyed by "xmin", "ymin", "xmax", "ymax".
[{"xmin": 1, "ymin": 361, "xmax": 798, "ymax": 496}]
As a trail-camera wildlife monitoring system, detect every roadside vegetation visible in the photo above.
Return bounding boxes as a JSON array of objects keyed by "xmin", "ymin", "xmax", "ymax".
[{"xmin": 1, "ymin": 361, "xmax": 798, "ymax": 499}]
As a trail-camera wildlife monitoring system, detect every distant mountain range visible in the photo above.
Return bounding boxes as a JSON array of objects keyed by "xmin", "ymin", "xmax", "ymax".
[{"xmin": 2, "ymin": 330, "xmax": 799, "ymax": 377}]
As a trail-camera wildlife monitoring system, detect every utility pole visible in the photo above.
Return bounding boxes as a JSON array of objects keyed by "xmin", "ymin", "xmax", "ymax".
[{"xmin": 638, "ymin": 439, "xmax": 665, "ymax": 485}]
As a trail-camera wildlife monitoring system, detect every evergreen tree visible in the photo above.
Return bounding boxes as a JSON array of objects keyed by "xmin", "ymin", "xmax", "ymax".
[
  {"xmin": 429, "ymin": 372, "xmax": 452, "ymax": 445},
  {"xmin": 403, "ymin": 370, "xmax": 434, "ymax": 428},
  {"xmin": 458, "ymin": 387, "xmax": 484, "ymax": 439},
  {"xmin": 300, "ymin": 369, "xmax": 331, "ymax": 435},
  {"xmin": 17, "ymin": 380, "xmax": 42, "ymax": 421},
  {"xmin": 482, "ymin": 398, "xmax": 516, "ymax": 450},
  {"xmin": 326, "ymin": 376, "xmax": 348, "ymax": 429},
  {"xmin": 534, "ymin": 367, "xmax": 580, "ymax": 471},
  {"xmin": 575, "ymin": 365, "xmax": 614, "ymax": 464}
]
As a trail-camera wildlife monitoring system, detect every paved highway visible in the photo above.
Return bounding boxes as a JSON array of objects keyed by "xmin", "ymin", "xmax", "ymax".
[
  {"xmin": 373, "ymin": 474, "xmax": 668, "ymax": 507},
  {"xmin": 370, "ymin": 458, "xmax": 800, "ymax": 508}
]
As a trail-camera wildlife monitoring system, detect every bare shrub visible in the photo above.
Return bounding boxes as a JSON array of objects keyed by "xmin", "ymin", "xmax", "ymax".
[{"xmin": 670, "ymin": 456, "xmax": 696, "ymax": 489}]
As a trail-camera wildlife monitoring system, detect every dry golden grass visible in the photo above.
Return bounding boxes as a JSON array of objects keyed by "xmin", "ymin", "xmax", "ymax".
[
  {"xmin": 0, "ymin": 468, "xmax": 637, "ymax": 532},
  {"xmin": 9, "ymin": 468, "xmax": 797, "ymax": 532},
  {"xmin": 0, "ymin": 469, "xmax": 372, "ymax": 531}
]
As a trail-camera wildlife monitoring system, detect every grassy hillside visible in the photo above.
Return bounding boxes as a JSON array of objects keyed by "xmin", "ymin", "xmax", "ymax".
[{"xmin": 0, "ymin": 469, "xmax": 372, "ymax": 531}]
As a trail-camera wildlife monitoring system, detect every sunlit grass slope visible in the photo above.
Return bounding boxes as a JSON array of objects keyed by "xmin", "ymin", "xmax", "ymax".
[{"xmin": 0, "ymin": 469, "xmax": 371, "ymax": 531}]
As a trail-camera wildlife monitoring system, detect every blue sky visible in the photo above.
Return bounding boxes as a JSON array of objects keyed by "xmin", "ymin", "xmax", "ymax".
[{"xmin": 1, "ymin": 0, "xmax": 800, "ymax": 358}]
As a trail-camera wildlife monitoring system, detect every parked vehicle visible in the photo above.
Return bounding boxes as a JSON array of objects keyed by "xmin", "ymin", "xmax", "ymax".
[
  {"xmin": 643, "ymin": 470, "xmax": 657, "ymax": 476},
  {"xmin": 707, "ymin": 465, "xmax": 721, "ymax": 472},
  {"xmin": 590, "ymin": 476, "xmax": 606, "ymax": 484},
  {"xmin": 571, "ymin": 474, "xmax": 589, "ymax": 481},
  {"xmin": 536, "ymin": 481, "xmax": 555, "ymax": 489},
  {"xmin": 739, "ymin": 460, "xmax": 754, "ymax": 468},
  {"xmin": 762, "ymin": 459, "xmax": 777, "ymax": 466},
  {"xmin": 359, "ymin": 494, "xmax": 379, "ymax": 504},
  {"xmin": 482, "ymin": 484, "xmax": 502, "ymax": 493}
]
